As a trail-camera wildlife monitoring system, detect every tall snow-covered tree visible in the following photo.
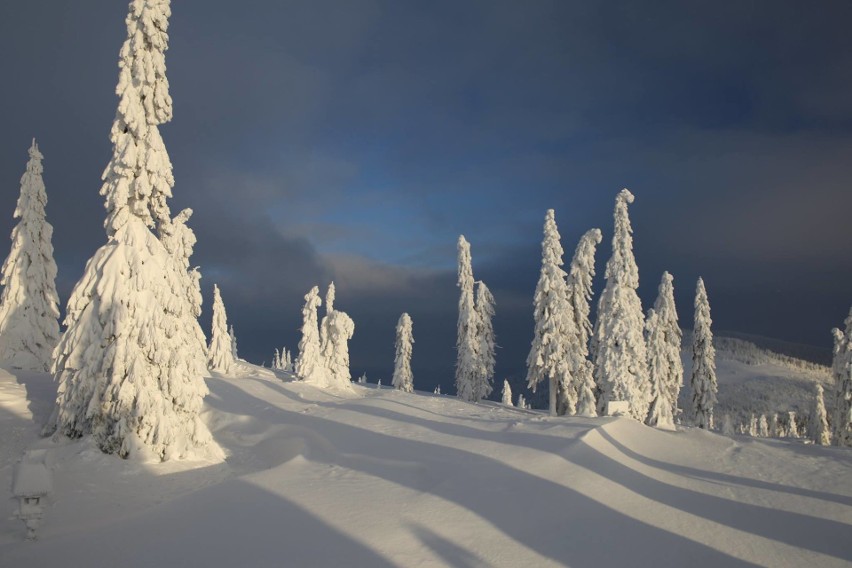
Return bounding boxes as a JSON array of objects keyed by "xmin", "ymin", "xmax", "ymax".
[
  {"xmin": 392, "ymin": 313, "xmax": 414, "ymax": 393},
  {"xmin": 565, "ymin": 228, "xmax": 601, "ymax": 417},
  {"xmin": 592, "ymin": 189, "xmax": 650, "ymax": 419},
  {"xmin": 455, "ymin": 236, "xmax": 480, "ymax": 402},
  {"xmin": 649, "ymin": 272, "xmax": 683, "ymax": 416},
  {"xmin": 474, "ymin": 281, "xmax": 496, "ymax": 401},
  {"xmin": 812, "ymin": 384, "xmax": 831, "ymax": 446},
  {"xmin": 272, "ymin": 348, "xmax": 281, "ymax": 370},
  {"xmin": 501, "ymin": 379, "xmax": 513, "ymax": 406},
  {"xmin": 831, "ymin": 306, "xmax": 852, "ymax": 446},
  {"xmin": 207, "ymin": 284, "xmax": 234, "ymax": 373},
  {"xmin": 690, "ymin": 277, "xmax": 717, "ymax": 429},
  {"xmin": 316, "ymin": 282, "xmax": 354, "ymax": 389},
  {"xmin": 320, "ymin": 282, "xmax": 336, "ymax": 364},
  {"xmin": 758, "ymin": 414, "xmax": 769, "ymax": 437},
  {"xmin": 0, "ymin": 140, "xmax": 60, "ymax": 371},
  {"xmin": 45, "ymin": 0, "xmax": 215, "ymax": 460},
  {"xmin": 526, "ymin": 210, "xmax": 579, "ymax": 416},
  {"xmin": 645, "ymin": 309, "xmax": 674, "ymax": 429},
  {"xmin": 295, "ymin": 286, "xmax": 326, "ymax": 386}
]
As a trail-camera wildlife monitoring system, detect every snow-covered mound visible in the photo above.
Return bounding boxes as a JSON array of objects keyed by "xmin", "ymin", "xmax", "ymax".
[{"xmin": 1, "ymin": 365, "xmax": 850, "ymax": 567}]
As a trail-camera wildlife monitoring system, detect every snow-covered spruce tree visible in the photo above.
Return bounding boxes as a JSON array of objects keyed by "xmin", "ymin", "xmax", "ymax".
[
  {"xmin": 769, "ymin": 413, "xmax": 780, "ymax": 438},
  {"xmin": 812, "ymin": 384, "xmax": 831, "ymax": 446},
  {"xmin": 0, "ymin": 140, "xmax": 60, "ymax": 371},
  {"xmin": 501, "ymin": 379, "xmax": 513, "ymax": 406},
  {"xmin": 272, "ymin": 348, "xmax": 281, "ymax": 370},
  {"xmin": 295, "ymin": 286, "xmax": 327, "ymax": 386},
  {"xmin": 787, "ymin": 412, "xmax": 800, "ymax": 438},
  {"xmin": 207, "ymin": 284, "xmax": 234, "ymax": 373},
  {"xmin": 229, "ymin": 325, "xmax": 238, "ymax": 360},
  {"xmin": 526, "ymin": 210, "xmax": 579, "ymax": 416},
  {"xmin": 317, "ymin": 283, "xmax": 355, "ymax": 389},
  {"xmin": 474, "ymin": 281, "xmax": 496, "ymax": 401},
  {"xmin": 758, "ymin": 414, "xmax": 769, "ymax": 438},
  {"xmin": 455, "ymin": 236, "xmax": 480, "ymax": 402},
  {"xmin": 517, "ymin": 394, "xmax": 527, "ymax": 409},
  {"xmin": 565, "ymin": 228, "xmax": 602, "ymax": 417},
  {"xmin": 650, "ymin": 272, "xmax": 683, "ymax": 416},
  {"xmin": 592, "ymin": 190, "xmax": 650, "ymax": 419},
  {"xmin": 319, "ymin": 281, "xmax": 336, "ymax": 365},
  {"xmin": 645, "ymin": 309, "xmax": 674, "ymax": 429},
  {"xmin": 690, "ymin": 277, "xmax": 717, "ymax": 429},
  {"xmin": 46, "ymin": 1, "xmax": 214, "ymax": 460},
  {"xmin": 748, "ymin": 415, "xmax": 758, "ymax": 437},
  {"xmin": 721, "ymin": 414, "xmax": 735, "ymax": 436},
  {"xmin": 831, "ymin": 306, "xmax": 852, "ymax": 446},
  {"xmin": 392, "ymin": 313, "xmax": 414, "ymax": 393}
]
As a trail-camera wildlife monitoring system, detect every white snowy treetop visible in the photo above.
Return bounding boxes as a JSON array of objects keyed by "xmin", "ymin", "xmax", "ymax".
[
  {"xmin": 831, "ymin": 306, "xmax": 852, "ymax": 446},
  {"xmin": 0, "ymin": 139, "xmax": 60, "ymax": 371},
  {"xmin": 392, "ymin": 313, "xmax": 414, "ymax": 393},
  {"xmin": 101, "ymin": 0, "xmax": 175, "ymax": 237},
  {"xmin": 296, "ymin": 286, "xmax": 328, "ymax": 386},
  {"xmin": 526, "ymin": 210, "xmax": 579, "ymax": 416},
  {"xmin": 474, "ymin": 281, "xmax": 496, "ymax": 401},
  {"xmin": 455, "ymin": 236, "xmax": 480, "ymax": 402},
  {"xmin": 565, "ymin": 228, "xmax": 602, "ymax": 418},
  {"xmin": 207, "ymin": 285, "xmax": 234, "ymax": 373},
  {"xmin": 651, "ymin": 271, "xmax": 683, "ymax": 413},
  {"xmin": 46, "ymin": 1, "xmax": 215, "ymax": 461},
  {"xmin": 501, "ymin": 379, "xmax": 513, "ymax": 406},
  {"xmin": 690, "ymin": 277, "xmax": 717, "ymax": 429},
  {"xmin": 592, "ymin": 189, "xmax": 650, "ymax": 420}
]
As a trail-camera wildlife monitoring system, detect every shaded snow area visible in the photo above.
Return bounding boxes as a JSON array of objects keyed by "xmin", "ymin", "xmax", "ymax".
[{"xmin": 1, "ymin": 364, "xmax": 851, "ymax": 567}]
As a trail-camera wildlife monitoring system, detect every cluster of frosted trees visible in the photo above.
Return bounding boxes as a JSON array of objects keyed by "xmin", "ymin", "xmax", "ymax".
[
  {"xmin": 293, "ymin": 283, "xmax": 355, "ymax": 389},
  {"xmin": 271, "ymin": 347, "xmax": 294, "ymax": 372},
  {"xmin": 520, "ymin": 190, "xmax": 716, "ymax": 430},
  {"xmin": 454, "ymin": 236, "xmax": 497, "ymax": 403}
]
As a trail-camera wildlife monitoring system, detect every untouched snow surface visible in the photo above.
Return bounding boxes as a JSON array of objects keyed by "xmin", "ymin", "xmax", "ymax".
[{"xmin": 1, "ymin": 363, "xmax": 851, "ymax": 567}]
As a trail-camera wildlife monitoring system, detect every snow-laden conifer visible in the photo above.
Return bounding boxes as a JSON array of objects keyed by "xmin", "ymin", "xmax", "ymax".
[
  {"xmin": 526, "ymin": 210, "xmax": 578, "ymax": 416},
  {"xmin": 501, "ymin": 379, "xmax": 513, "ymax": 406},
  {"xmin": 758, "ymin": 414, "xmax": 769, "ymax": 437},
  {"xmin": 317, "ymin": 282, "xmax": 354, "ymax": 389},
  {"xmin": 650, "ymin": 272, "xmax": 683, "ymax": 415},
  {"xmin": 565, "ymin": 228, "xmax": 602, "ymax": 417},
  {"xmin": 787, "ymin": 412, "xmax": 800, "ymax": 438},
  {"xmin": 592, "ymin": 190, "xmax": 650, "ymax": 419},
  {"xmin": 812, "ymin": 384, "xmax": 831, "ymax": 446},
  {"xmin": 296, "ymin": 286, "xmax": 326, "ymax": 385},
  {"xmin": 207, "ymin": 285, "xmax": 234, "ymax": 373},
  {"xmin": 517, "ymin": 394, "xmax": 527, "ymax": 409},
  {"xmin": 474, "ymin": 281, "xmax": 496, "ymax": 401},
  {"xmin": 45, "ymin": 1, "xmax": 215, "ymax": 460},
  {"xmin": 748, "ymin": 415, "xmax": 758, "ymax": 437},
  {"xmin": 721, "ymin": 414, "xmax": 734, "ymax": 436},
  {"xmin": 0, "ymin": 140, "xmax": 60, "ymax": 371},
  {"xmin": 831, "ymin": 307, "xmax": 852, "ymax": 446},
  {"xmin": 455, "ymin": 236, "xmax": 480, "ymax": 402},
  {"xmin": 690, "ymin": 277, "xmax": 717, "ymax": 429},
  {"xmin": 392, "ymin": 313, "xmax": 414, "ymax": 393},
  {"xmin": 272, "ymin": 349, "xmax": 281, "ymax": 370},
  {"xmin": 229, "ymin": 325, "xmax": 238, "ymax": 360},
  {"xmin": 645, "ymin": 309, "xmax": 674, "ymax": 429},
  {"xmin": 769, "ymin": 413, "xmax": 780, "ymax": 438},
  {"xmin": 320, "ymin": 282, "xmax": 336, "ymax": 364}
]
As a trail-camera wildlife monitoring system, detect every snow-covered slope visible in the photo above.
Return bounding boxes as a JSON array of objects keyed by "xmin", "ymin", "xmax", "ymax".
[{"xmin": 1, "ymin": 364, "xmax": 850, "ymax": 567}]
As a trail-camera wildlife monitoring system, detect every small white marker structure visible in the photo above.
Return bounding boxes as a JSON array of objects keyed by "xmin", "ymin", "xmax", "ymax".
[{"xmin": 13, "ymin": 449, "xmax": 52, "ymax": 539}]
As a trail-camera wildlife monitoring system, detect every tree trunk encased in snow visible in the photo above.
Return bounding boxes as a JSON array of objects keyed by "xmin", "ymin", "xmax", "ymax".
[
  {"xmin": 691, "ymin": 277, "xmax": 718, "ymax": 430},
  {"xmin": 0, "ymin": 140, "xmax": 60, "ymax": 371},
  {"xmin": 392, "ymin": 313, "xmax": 414, "ymax": 393}
]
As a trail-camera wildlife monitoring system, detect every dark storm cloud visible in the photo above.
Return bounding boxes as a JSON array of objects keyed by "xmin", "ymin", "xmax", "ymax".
[{"xmin": 0, "ymin": 1, "xmax": 850, "ymax": 394}]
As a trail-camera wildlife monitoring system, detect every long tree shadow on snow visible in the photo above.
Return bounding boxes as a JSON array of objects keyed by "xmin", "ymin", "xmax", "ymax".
[{"xmin": 206, "ymin": 377, "xmax": 762, "ymax": 567}]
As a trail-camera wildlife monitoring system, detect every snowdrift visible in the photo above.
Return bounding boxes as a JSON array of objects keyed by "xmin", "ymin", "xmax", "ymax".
[{"xmin": 1, "ymin": 364, "xmax": 850, "ymax": 567}]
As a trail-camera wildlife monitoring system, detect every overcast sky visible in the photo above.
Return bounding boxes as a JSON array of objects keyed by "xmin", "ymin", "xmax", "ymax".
[{"xmin": 0, "ymin": 0, "xmax": 850, "ymax": 393}]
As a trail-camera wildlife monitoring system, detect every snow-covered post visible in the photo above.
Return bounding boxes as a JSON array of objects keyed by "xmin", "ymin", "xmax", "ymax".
[
  {"xmin": 501, "ymin": 380, "xmax": 513, "ymax": 406},
  {"xmin": 592, "ymin": 190, "xmax": 650, "ymax": 420},
  {"xmin": 526, "ymin": 210, "xmax": 577, "ymax": 416},
  {"xmin": 45, "ymin": 0, "xmax": 215, "ymax": 460},
  {"xmin": 474, "ymin": 281, "xmax": 496, "ymax": 401},
  {"xmin": 566, "ymin": 228, "xmax": 602, "ymax": 417},
  {"xmin": 296, "ymin": 286, "xmax": 326, "ymax": 385},
  {"xmin": 831, "ymin": 307, "xmax": 852, "ymax": 446},
  {"xmin": 0, "ymin": 140, "xmax": 60, "ymax": 371},
  {"xmin": 690, "ymin": 277, "xmax": 717, "ymax": 429},
  {"xmin": 392, "ymin": 313, "xmax": 414, "ymax": 393},
  {"xmin": 207, "ymin": 284, "xmax": 234, "ymax": 373},
  {"xmin": 455, "ymin": 236, "xmax": 480, "ymax": 402},
  {"xmin": 812, "ymin": 384, "xmax": 831, "ymax": 446}
]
